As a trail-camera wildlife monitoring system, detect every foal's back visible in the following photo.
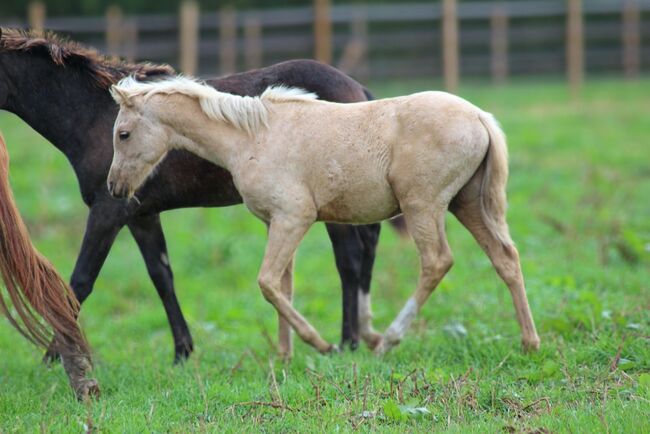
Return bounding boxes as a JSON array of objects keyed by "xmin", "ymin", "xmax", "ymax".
[{"xmin": 259, "ymin": 91, "xmax": 488, "ymax": 224}]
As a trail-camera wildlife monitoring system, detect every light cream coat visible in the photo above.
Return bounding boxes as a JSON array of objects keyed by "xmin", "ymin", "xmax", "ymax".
[{"xmin": 107, "ymin": 77, "xmax": 540, "ymax": 355}]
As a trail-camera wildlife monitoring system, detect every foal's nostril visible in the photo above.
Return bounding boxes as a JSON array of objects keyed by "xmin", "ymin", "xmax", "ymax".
[{"xmin": 107, "ymin": 181, "xmax": 114, "ymax": 194}]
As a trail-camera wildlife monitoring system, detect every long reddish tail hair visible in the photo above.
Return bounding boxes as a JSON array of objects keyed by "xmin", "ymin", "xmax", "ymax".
[{"xmin": 0, "ymin": 131, "xmax": 89, "ymax": 356}]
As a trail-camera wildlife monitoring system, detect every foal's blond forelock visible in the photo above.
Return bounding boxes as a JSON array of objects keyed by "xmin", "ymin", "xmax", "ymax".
[{"xmin": 111, "ymin": 76, "xmax": 318, "ymax": 135}]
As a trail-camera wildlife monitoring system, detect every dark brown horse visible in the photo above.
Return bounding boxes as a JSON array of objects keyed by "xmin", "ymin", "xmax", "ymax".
[
  {"xmin": 0, "ymin": 28, "xmax": 382, "ymax": 362},
  {"xmin": 0, "ymin": 131, "xmax": 98, "ymax": 399}
]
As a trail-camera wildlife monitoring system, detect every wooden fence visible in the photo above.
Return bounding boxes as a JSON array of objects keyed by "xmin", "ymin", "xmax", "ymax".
[{"xmin": 4, "ymin": 0, "xmax": 650, "ymax": 92}]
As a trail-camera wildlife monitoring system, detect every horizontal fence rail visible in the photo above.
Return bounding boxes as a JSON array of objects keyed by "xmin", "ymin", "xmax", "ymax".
[{"xmin": 2, "ymin": 0, "xmax": 649, "ymax": 90}]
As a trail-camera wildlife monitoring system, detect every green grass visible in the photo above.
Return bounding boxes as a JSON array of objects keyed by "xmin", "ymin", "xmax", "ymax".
[{"xmin": 0, "ymin": 78, "xmax": 649, "ymax": 432}]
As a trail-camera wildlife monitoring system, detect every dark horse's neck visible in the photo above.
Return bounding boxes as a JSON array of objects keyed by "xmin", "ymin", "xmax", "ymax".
[
  {"xmin": 0, "ymin": 39, "xmax": 368, "ymax": 211},
  {"xmin": 1, "ymin": 51, "xmax": 120, "ymax": 202}
]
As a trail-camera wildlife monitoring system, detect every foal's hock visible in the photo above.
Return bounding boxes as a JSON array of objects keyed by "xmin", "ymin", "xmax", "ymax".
[{"xmin": 108, "ymin": 76, "xmax": 541, "ymax": 355}]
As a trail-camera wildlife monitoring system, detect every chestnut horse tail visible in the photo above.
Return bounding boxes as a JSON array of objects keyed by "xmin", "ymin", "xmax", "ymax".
[
  {"xmin": 478, "ymin": 112, "xmax": 513, "ymax": 247},
  {"xmin": 0, "ymin": 132, "xmax": 89, "ymax": 357}
]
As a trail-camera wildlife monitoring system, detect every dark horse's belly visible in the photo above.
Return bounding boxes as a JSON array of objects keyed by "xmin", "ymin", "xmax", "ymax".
[{"xmin": 132, "ymin": 150, "xmax": 243, "ymax": 215}]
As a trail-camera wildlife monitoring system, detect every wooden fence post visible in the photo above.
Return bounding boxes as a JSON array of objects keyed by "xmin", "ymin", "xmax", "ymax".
[
  {"xmin": 442, "ymin": 0, "xmax": 459, "ymax": 93},
  {"xmin": 490, "ymin": 4, "xmax": 508, "ymax": 84},
  {"xmin": 123, "ymin": 19, "xmax": 138, "ymax": 62},
  {"xmin": 106, "ymin": 6, "xmax": 123, "ymax": 57},
  {"xmin": 353, "ymin": 11, "xmax": 369, "ymax": 81},
  {"xmin": 28, "ymin": 2, "xmax": 46, "ymax": 36},
  {"xmin": 220, "ymin": 6, "xmax": 237, "ymax": 75},
  {"xmin": 180, "ymin": 0, "xmax": 199, "ymax": 76},
  {"xmin": 622, "ymin": 0, "xmax": 640, "ymax": 79},
  {"xmin": 314, "ymin": 0, "xmax": 332, "ymax": 64},
  {"xmin": 566, "ymin": 0, "xmax": 584, "ymax": 97},
  {"xmin": 244, "ymin": 16, "xmax": 262, "ymax": 71},
  {"xmin": 337, "ymin": 8, "xmax": 368, "ymax": 81}
]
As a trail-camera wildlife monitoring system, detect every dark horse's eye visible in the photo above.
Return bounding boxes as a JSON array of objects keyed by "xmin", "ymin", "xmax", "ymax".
[{"xmin": 119, "ymin": 131, "xmax": 130, "ymax": 140}]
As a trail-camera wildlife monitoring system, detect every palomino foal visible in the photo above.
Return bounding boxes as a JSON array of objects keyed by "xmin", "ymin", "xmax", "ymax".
[{"xmin": 107, "ymin": 76, "xmax": 540, "ymax": 354}]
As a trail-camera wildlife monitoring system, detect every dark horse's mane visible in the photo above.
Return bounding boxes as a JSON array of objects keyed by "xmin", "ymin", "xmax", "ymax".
[{"xmin": 0, "ymin": 28, "xmax": 174, "ymax": 88}]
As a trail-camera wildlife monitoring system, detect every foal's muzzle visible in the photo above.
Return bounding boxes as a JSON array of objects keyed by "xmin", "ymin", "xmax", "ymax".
[{"xmin": 107, "ymin": 179, "xmax": 128, "ymax": 199}]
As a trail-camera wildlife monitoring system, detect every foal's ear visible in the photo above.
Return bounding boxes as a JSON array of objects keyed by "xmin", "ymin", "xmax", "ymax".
[{"xmin": 110, "ymin": 85, "xmax": 134, "ymax": 107}]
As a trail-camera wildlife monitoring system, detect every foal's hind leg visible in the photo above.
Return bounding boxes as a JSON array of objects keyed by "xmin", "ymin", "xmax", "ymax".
[
  {"xmin": 451, "ymin": 198, "xmax": 540, "ymax": 352},
  {"xmin": 376, "ymin": 205, "xmax": 453, "ymax": 354},
  {"xmin": 259, "ymin": 215, "xmax": 335, "ymax": 354}
]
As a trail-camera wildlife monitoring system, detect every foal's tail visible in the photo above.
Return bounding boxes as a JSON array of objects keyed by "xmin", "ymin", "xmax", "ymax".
[
  {"xmin": 477, "ymin": 112, "xmax": 513, "ymax": 247},
  {"xmin": 0, "ymin": 131, "xmax": 89, "ymax": 357}
]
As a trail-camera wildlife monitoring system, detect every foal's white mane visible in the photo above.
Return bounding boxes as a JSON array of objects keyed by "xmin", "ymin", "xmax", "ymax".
[{"xmin": 111, "ymin": 76, "xmax": 318, "ymax": 135}]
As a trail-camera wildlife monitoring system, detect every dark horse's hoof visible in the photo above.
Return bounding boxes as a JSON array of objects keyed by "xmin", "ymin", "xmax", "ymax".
[
  {"xmin": 173, "ymin": 341, "xmax": 194, "ymax": 365},
  {"xmin": 75, "ymin": 378, "xmax": 101, "ymax": 401},
  {"xmin": 42, "ymin": 348, "xmax": 62, "ymax": 365},
  {"xmin": 339, "ymin": 338, "xmax": 360, "ymax": 352}
]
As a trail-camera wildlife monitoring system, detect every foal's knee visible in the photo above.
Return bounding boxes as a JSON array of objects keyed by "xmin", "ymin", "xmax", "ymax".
[
  {"xmin": 438, "ymin": 252, "xmax": 454, "ymax": 275},
  {"xmin": 258, "ymin": 273, "xmax": 281, "ymax": 303},
  {"xmin": 423, "ymin": 251, "xmax": 454, "ymax": 280}
]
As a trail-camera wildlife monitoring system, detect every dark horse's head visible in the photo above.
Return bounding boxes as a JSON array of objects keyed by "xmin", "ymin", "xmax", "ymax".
[
  {"xmin": 0, "ymin": 27, "xmax": 176, "ymax": 199},
  {"xmin": 0, "ymin": 27, "xmax": 174, "ymax": 110}
]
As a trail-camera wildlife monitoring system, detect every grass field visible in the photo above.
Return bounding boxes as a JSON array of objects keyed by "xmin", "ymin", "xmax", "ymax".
[{"xmin": 0, "ymin": 78, "xmax": 649, "ymax": 432}]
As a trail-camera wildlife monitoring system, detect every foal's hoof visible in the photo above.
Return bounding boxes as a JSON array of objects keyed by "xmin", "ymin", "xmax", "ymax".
[
  {"xmin": 74, "ymin": 378, "xmax": 101, "ymax": 401},
  {"xmin": 321, "ymin": 344, "xmax": 340, "ymax": 355},
  {"xmin": 278, "ymin": 350, "xmax": 294, "ymax": 363},
  {"xmin": 522, "ymin": 337, "xmax": 541, "ymax": 353},
  {"xmin": 373, "ymin": 334, "xmax": 402, "ymax": 356},
  {"xmin": 362, "ymin": 331, "xmax": 384, "ymax": 351},
  {"xmin": 373, "ymin": 338, "xmax": 389, "ymax": 356}
]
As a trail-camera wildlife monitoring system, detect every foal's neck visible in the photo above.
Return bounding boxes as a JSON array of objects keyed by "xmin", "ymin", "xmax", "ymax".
[{"xmin": 161, "ymin": 98, "xmax": 254, "ymax": 172}]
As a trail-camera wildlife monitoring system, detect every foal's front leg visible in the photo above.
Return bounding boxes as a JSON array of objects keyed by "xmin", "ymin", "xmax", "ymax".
[
  {"xmin": 278, "ymin": 255, "xmax": 294, "ymax": 359},
  {"xmin": 258, "ymin": 215, "xmax": 335, "ymax": 354}
]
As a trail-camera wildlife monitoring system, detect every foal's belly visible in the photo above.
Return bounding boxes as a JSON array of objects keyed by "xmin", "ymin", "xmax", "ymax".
[{"xmin": 314, "ymin": 177, "xmax": 400, "ymax": 224}]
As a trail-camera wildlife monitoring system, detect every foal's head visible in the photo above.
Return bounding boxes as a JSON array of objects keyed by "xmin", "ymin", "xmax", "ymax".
[
  {"xmin": 107, "ymin": 87, "xmax": 174, "ymax": 199},
  {"xmin": 106, "ymin": 74, "xmax": 318, "ymax": 199}
]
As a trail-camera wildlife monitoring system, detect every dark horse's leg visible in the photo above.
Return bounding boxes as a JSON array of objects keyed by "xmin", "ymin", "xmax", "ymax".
[
  {"xmin": 326, "ymin": 224, "xmax": 361, "ymax": 350},
  {"xmin": 43, "ymin": 199, "xmax": 126, "ymax": 362},
  {"xmin": 357, "ymin": 224, "xmax": 383, "ymax": 349},
  {"xmin": 44, "ymin": 200, "xmax": 193, "ymax": 364},
  {"xmin": 325, "ymin": 223, "xmax": 381, "ymax": 351},
  {"xmin": 127, "ymin": 214, "xmax": 193, "ymax": 363}
]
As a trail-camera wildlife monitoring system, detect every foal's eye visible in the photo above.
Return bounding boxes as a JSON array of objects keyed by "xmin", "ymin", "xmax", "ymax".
[{"xmin": 119, "ymin": 131, "xmax": 130, "ymax": 140}]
